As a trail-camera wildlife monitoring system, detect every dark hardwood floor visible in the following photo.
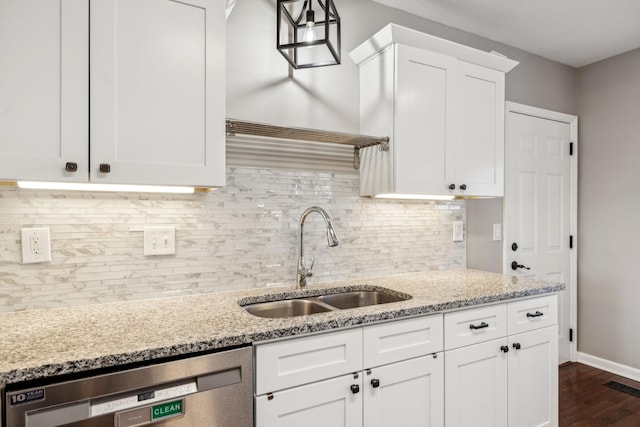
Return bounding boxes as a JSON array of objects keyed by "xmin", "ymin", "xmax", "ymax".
[{"xmin": 560, "ymin": 362, "xmax": 640, "ymax": 426}]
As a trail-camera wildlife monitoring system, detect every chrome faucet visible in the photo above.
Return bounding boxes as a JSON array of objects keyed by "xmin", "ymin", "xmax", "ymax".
[{"xmin": 297, "ymin": 207, "xmax": 339, "ymax": 289}]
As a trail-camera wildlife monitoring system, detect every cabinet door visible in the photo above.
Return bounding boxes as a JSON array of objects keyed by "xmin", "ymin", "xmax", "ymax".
[
  {"xmin": 365, "ymin": 354, "xmax": 444, "ymax": 427},
  {"xmin": 255, "ymin": 374, "xmax": 362, "ymax": 427},
  {"xmin": 90, "ymin": 0, "xmax": 225, "ymax": 187},
  {"xmin": 394, "ymin": 44, "xmax": 457, "ymax": 195},
  {"xmin": 508, "ymin": 326, "xmax": 558, "ymax": 427},
  {"xmin": 445, "ymin": 338, "xmax": 508, "ymax": 427},
  {"xmin": 0, "ymin": 0, "xmax": 88, "ymax": 182},
  {"xmin": 455, "ymin": 61, "xmax": 505, "ymax": 196}
]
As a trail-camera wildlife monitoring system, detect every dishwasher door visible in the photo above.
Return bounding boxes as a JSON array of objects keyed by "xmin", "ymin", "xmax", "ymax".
[{"xmin": 4, "ymin": 346, "xmax": 253, "ymax": 427}]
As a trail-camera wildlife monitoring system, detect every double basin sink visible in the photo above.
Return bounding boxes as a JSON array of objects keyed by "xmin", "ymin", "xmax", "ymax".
[{"xmin": 241, "ymin": 287, "xmax": 412, "ymax": 319}]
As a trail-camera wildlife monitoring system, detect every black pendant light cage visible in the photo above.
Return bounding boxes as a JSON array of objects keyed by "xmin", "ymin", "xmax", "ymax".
[{"xmin": 277, "ymin": 0, "xmax": 341, "ymax": 69}]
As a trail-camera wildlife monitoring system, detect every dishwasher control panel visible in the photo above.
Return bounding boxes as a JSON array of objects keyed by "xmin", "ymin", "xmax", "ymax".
[{"xmin": 91, "ymin": 381, "xmax": 197, "ymax": 416}]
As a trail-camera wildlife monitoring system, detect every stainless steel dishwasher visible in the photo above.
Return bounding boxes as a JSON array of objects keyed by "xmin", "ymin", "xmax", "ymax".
[{"xmin": 4, "ymin": 346, "xmax": 252, "ymax": 427}]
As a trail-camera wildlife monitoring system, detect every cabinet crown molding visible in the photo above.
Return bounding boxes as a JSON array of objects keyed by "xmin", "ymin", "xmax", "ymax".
[{"xmin": 349, "ymin": 23, "xmax": 519, "ymax": 72}]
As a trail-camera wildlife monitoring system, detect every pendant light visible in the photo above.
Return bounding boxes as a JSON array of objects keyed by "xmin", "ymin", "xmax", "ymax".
[{"xmin": 277, "ymin": 0, "xmax": 341, "ymax": 69}]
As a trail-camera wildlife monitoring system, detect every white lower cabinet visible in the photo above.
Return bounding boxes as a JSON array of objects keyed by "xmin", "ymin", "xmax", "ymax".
[
  {"xmin": 255, "ymin": 373, "xmax": 362, "ymax": 427},
  {"xmin": 445, "ymin": 295, "xmax": 559, "ymax": 427},
  {"xmin": 365, "ymin": 354, "xmax": 444, "ymax": 427},
  {"xmin": 508, "ymin": 326, "xmax": 558, "ymax": 427},
  {"xmin": 254, "ymin": 295, "xmax": 558, "ymax": 427},
  {"xmin": 445, "ymin": 338, "xmax": 508, "ymax": 427},
  {"xmin": 255, "ymin": 355, "xmax": 445, "ymax": 427},
  {"xmin": 255, "ymin": 315, "xmax": 444, "ymax": 427}
]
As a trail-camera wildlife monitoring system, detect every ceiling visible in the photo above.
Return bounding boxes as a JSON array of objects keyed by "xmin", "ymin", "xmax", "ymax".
[{"xmin": 372, "ymin": 0, "xmax": 640, "ymax": 68}]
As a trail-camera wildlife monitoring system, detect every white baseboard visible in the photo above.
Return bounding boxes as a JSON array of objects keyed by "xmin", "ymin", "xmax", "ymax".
[{"xmin": 577, "ymin": 352, "xmax": 640, "ymax": 383}]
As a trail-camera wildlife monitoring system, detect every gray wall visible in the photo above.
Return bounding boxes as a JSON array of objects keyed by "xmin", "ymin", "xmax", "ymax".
[
  {"xmin": 577, "ymin": 48, "xmax": 640, "ymax": 368},
  {"xmin": 466, "ymin": 198, "xmax": 503, "ymax": 273},
  {"xmin": 226, "ymin": 0, "xmax": 577, "ymax": 133}
]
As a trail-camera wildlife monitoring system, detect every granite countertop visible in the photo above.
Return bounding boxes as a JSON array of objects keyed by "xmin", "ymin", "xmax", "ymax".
[{"xmin": 0, "ymin": 269, "xmax": 564, "ymax": 386}]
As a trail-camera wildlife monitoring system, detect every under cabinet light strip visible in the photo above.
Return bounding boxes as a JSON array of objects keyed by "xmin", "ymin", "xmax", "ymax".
[
  {"xmin": 374, "ymin": 194, "xmax": 455, "ymax": 201},
  {"xmin": 17, "ymin": 181, "xmax": 197, "ymax": 194}
]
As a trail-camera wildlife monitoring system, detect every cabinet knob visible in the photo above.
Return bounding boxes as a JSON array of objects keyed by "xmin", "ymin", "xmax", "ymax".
[
  {"xmin": 513, "ymin": 343, "xmax": 521, "ymax": 350},
  {"xmin": 371, "ymin": 379, "xmax": 380, "ymax": 388},
  {"xmin": 459, "ymin": 184, "xmax": 467, "ymax": 191},
  {"xmin": 512, "ymin": 242, "xmax": 518, "ymax": 251},
  {"xmin": 448, "ymin": 183, "xmax": 456, "ymax": 190},
  {"xmin": 500, "ymin": 345, "xmax": 509, "ymax": 353},
  {"xmin": 65, "ymin": 162, "xmax": 78, "ymax": 172},
  {"xmin": 99, "ymin": 163, "xmax": 111, "ymax": 173},
  {"xmin": 350, "ymin": 384, "xmax": 360, "ymax": 394}
]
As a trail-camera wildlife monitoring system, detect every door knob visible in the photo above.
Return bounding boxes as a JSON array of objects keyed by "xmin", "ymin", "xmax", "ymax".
[{"xmin": 511, "ymin": 261, "xmax": 530, "ymax": 271}]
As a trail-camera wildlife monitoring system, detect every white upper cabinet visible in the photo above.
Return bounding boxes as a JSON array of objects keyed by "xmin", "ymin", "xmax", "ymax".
[
  {"xmin": 91, "ymin": 0, "xmax": 225, "ymax": 187},
  {"xmin": 456, "ymin": 62, "xmax": 505, "ymax": 196},
  {"xmin": 351, "ymin": 24, "xmax": 517, "ymax": 198},
  {"xmin": 0, "ymin": 0, "xmax": 88, "ymax": 182},
  {"xmin": 394, "ymin": 45, "xmax": 457, "ymax": 195},
  {"xmin": 0, "ymin": 0, "xmax": 225, "ymax": 188}
]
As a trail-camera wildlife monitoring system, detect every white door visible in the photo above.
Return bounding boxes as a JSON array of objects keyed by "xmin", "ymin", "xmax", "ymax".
[
  {"xmin": 90, "ymin": 0, "xmax": 225, "ymax": 187},
  {"xmin": 445, "ymin": 339, "xmax": 508, "ymax": 427},
  {"xmin": 456, "ymin": 61, "xmax": 505, "ymax": 197},
  {"xmin": 255, "ymin": 374, "xmax": 362, "ymax": 427},
  {"xmin": 365, "ymin": 355, "xmax": 444, "ymax": 427},
  {"xmin": 394, "ymin": 44, "xmax": 457, "ymax": 195},
  {"xmin": 508, "ymin": 326, "xmax": 559, "ymax": 427},
  {"xmin": 0, "ymin": 0, "xmax": 88, "ymax": 182},
  {"xmin": 505, "ymin": 103, "xmax": 577, "ymax": 363}
]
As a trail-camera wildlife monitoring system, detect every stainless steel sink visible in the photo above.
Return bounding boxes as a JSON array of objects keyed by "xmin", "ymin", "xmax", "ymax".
[
  {"xmin": 243, "ymin": 299, "xmax": 335, "ymax": 319},
  {"xmin": 319, "ymin": 291, "xmax": 410, "ymax": 309},
  {"xmin": 241, "ymin": 287, "xmax": 412, "ymax": 318}
]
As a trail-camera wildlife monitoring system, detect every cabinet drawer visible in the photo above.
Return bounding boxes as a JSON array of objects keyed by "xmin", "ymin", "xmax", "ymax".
[
  {"xmin": 255, "ymin": 329, "xmax": 362, "ymax": 395},
  {"xmin": 444, "ymin": 304, "xmax": 507, "ymax": 350},
  {"xmin": 507, "ymin": 295, "xmax": 557, "ymax": 335},
  {"xmin": 363, "ymin": 315, "xmax": 443, "ymax": 368}
]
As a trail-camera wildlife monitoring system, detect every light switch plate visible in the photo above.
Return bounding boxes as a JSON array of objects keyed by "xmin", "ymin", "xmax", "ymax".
[
  {"xmin": 453, "ymin": 221, "xmax": 464, "ymax": 242},
  {"xmin": 21, "ymin": 227, "xmax": 52, "ymax": 264},
  {"xmin": 144, "ymin": 226, "xmax": 176, "ymax": 256},
  {"xmin": 493, "ymin": 223, "xmax": 502, "ymax": 241}
]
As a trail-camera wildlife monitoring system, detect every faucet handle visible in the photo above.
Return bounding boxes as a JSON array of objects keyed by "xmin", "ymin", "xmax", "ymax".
[{"xmin": 304, "ymin": 258, "xmax": 315, "ymax": 278}]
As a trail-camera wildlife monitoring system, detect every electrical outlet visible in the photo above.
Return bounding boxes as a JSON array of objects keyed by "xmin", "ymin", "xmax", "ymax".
[
  {"xmin": 144, "ymin": 226, "xmax": 176, "ymax": 256},
  {"xmin": 453, "ymin": 221, "xmax": 464, "ymax": 242},
  {"xmin": 21, "ymin": 227, "xmax": 52, "ymax": 264}
]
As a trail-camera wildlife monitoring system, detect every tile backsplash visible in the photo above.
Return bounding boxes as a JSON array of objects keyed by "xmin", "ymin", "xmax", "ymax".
[{"xmin": 0, "ymin": 167, "xmax": 465, "ymax": 312}]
